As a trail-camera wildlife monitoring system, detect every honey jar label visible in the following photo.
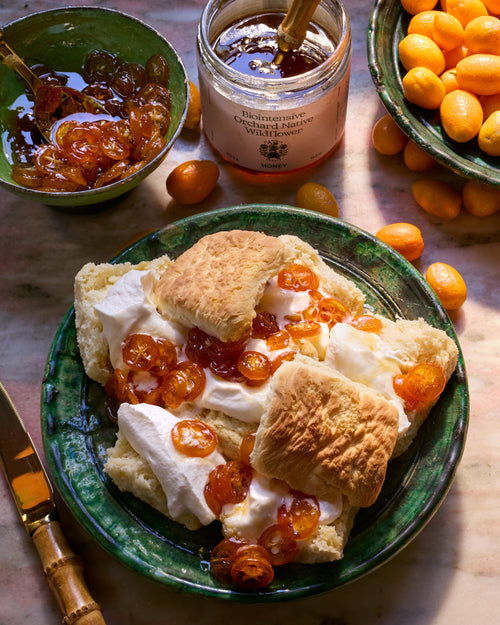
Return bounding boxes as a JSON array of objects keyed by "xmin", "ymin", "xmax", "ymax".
[{"xmin": 198, "ymin": 68, "xmax": 350, "ymax": 172}]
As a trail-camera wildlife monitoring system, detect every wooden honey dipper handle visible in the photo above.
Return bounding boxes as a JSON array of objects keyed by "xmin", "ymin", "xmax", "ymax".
[
  {"xmin": 31, "ymin": 520, "xmax": 106, "ymax": 625},
  {"xmin": 276, "ymin": 0, "xmax": 322, "ymax": 53}
]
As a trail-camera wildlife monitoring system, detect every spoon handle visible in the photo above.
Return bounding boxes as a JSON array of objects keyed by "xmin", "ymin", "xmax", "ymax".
[
  {"xmin": 0, "ymin": 27, "xmax": 41, "ymax": 93},
  {"xmin": 277, "ymin": 0, "xmax": 322, "ymax": 52}
]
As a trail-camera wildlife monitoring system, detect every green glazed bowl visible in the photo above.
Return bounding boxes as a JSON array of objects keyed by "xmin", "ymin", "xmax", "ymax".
[
  {"xmin": 368, "ymin": 0, "xmax": 500, "ymax": 187},
  {"xmin": 0, "ymin": 7, "xmax": 188, "ymax": 209},
  {"xmin": 41, "ymin": 205, "xmax": 469, "ymax": 602}
]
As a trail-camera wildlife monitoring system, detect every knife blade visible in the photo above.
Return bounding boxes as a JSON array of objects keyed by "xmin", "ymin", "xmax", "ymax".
[{"xmin": 0, "ymin": 379, "xmax": 106, "ymax": 625}]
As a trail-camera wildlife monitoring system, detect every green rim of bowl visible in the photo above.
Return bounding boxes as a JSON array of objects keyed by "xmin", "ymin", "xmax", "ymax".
[
  {"xmin": 367, "ymin": 0, "xmax": 500, "ymax": 186},
  {"xmin": 0, "ymin": 6, "xmax": 188, "ymax": 207},
  {"xmin": 41, "ymin": 205, "xmax": 469, "ymax": 602}
]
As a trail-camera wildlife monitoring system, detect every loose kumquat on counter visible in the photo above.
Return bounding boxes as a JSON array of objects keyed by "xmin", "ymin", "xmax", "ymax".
[
  {"xmin": 425, "ymin": 261, "xmax": 468, "ymax": 310},
  {"xmin": 412, "ymin": 179, "xmax": 462, "ymax": 220},
  {"xmin": 183, "ymin": 81, "xmax": 202, "ymax": 131},
  {"xmin": 166, "ymin": 159, "xmax": 219, "ymax": 205},
  {"xmin": 403, "ymin": 139, "xmax": 436, "ymax": 170},
  {"xmin": 376, "ymin": 222, "xmax": 425, "ymax": 261},
  {"xmin": 372, "ymin": 114, "xmax": 408, "ymax": 155},
  {"xmin": 462, "ymin": 179, "xmax": 500, "ymax": 216},
  {"xmin": 295, "ymin": 182, "xmax": 339, "ymax": 217}
]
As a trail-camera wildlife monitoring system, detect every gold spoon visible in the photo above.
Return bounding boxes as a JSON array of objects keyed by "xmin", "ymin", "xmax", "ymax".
[
  {"xmin": 274, "ymin": 0, "xmax": 322, "ymax": 66},
  {"xmin": 0, "ymin": 27, "xmax": 109, "ymax": 141}
]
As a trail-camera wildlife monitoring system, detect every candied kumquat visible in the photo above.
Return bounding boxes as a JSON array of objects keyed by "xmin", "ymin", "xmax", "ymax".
[
  {"xmin": 258, "ymin": 524, "xmax": 299, "ymax": 566},
  {"xmin": 266, "ymin": 329, "xmax": 291, "ymax": 351},
  {"xmin": 239, "ymin": 431, "xmax": 256, "ymax": 465},
  {"xmin": 277, "ymin": 264, "xmax": 320, "ymax": 291},
  {"xmin": 277, "ymin": 492, "xmax": 320, "ymax": 540},
  {"xmin": 105, "ymin": 368, "xmax": 140, "ymax": 405},
  {"xmin": 171, "ymin": 419, "xmax": 217, "ymax": 458},
  {"xmin": 348, "ymin": 315, "xmax": 384, "ymax": 332},
  {"xmin": 122, "ymin": 333, "xmax": 160, "ymax": 371},
  {"xmin": 270, "ymin": 351, "xmax": 296, "ymax": 373},
  {"xmin": 393, "ymin": 374, "xmax": 420, "ymax": 410},
  {"xmin": 236, "ymin": 351, "xmax": 272, "ymax": 381},
  {"xmin": 204, "ymin": 461, "xmax": 253, "ymax": 514},
  {"xmin": 162, "ymin": 361, "xmax": 206, "ymax": 408},
  {"xmin": 316, "ymin": 297, "xmax": 350, "ymax": 327},
  {"xmin": 210, "ymin": 537, "xmax": 248, "ymax": 584},
  {"xmin": 230, "ymin": 545, "xmax": 274, "ymax": 589},
  {"xmin": 403, "ymin": 363, "xmax": 446, "ymax": 402},
  {"xmin": 284, "ymin": 320, "xmax": 321, "ymax": 338}
]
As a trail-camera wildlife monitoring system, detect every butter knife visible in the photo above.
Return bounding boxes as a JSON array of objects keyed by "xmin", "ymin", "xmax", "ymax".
[{"xmin": 0, "ymin": 380, "xmax": 106, "ymax": 625}]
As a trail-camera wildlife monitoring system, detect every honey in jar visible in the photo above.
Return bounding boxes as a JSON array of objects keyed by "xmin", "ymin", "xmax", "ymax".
[{"xmin": 197, "ymin": 0, "xmax": 351, "ymax": 173}]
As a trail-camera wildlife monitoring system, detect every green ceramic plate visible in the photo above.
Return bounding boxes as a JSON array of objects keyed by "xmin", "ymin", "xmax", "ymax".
[
  {"xmin": 368, "ymin": 0, "xmax": 500, "ymax": 186},
  {"xmin": 41, "ymin": 205, "xmax": 468, "ymax": 602}
]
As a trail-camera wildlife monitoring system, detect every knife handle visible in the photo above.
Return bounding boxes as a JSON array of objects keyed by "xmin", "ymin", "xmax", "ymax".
[{"xmin": 31, "ymin": 519, "xmax": 106, "ymax": 625}]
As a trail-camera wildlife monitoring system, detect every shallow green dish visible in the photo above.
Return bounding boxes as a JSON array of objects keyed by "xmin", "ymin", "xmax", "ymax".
[
  {"xmin": 0, "ymin": 7, "xmax": 188, "ymax": 209},
  {"xmin": 368, "ymin": 0, "xmax": 500, "ymax": 186},
  {"xmin": 41, "ymin": 205, "xmax": 468, "ymax": 602}
]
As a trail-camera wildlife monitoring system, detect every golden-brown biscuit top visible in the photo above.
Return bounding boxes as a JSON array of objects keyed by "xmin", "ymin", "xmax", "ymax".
[
  {"xmin": 251, "ymin": 358, "xmax": 400, "ymax": 508},
  {"xmin": 154, "ymin": 230, "xmax": 294, "ymax": 342}
]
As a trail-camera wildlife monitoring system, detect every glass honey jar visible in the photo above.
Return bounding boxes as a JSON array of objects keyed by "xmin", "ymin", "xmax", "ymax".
[{"xmin": 196, "ymin": 0, "xmax": 351, "ymax": 173}]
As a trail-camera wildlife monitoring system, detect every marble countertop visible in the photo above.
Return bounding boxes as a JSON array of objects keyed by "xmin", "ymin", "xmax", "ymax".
[{"xmin": 1, "ymin": 1, "xmax": 499, "ymax": 623}]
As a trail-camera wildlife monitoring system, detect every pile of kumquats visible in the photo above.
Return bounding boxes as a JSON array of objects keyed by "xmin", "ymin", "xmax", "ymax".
[
  {"xmin": 399, "ymin": 0, "xmax": 500, "ymax": 153},
  {"xmin": 361, "ymin": 0, "xmax": 500, "ymax": 312}
]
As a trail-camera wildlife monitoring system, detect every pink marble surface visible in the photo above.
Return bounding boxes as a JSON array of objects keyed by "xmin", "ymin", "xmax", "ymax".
[{"xmin": 1, "ymin": 1, "xmax": 499, "ymax": 624}]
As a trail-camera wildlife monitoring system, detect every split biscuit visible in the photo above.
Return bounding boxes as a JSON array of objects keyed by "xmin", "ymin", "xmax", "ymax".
[{"xmin": 251, "ymin": 357, "xmax": 400, "ymax": 508}]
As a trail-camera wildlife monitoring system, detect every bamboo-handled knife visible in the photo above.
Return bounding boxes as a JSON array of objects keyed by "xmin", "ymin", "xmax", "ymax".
[{"xmin": 0, "ymin": 380, "xmax": 106, "ymax": 625}]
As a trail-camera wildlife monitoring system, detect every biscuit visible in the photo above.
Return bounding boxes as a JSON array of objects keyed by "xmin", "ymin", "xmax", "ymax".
[
  {"xmin": 74, "ymin": 254, "xmax": 172, "ymax": 385},
  {"xmin": 155, "ymin": 230, "xmax": 294, "ymax": 342},
  {"xmin": 250, "ymin": 357, "xmax": 400, "ymax": 508}
]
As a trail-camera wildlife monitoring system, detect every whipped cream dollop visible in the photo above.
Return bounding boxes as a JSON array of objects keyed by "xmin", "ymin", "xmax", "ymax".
[
  {"xmin": 95, "ymin": 269, "xmax": 186, "ymax": 369},
  {"xmin": 117, "ymin": 402, "xmax": 224, "ymax": 527},
  {"xmin": 221, "ymin": 473, "xmax": 343, "ymax": 542},
  {"xmin": 325, "ymin": 322, "xmax": 410, "ymax": 435},
  {"xmin": 194, "ymin": 369, "xmax": 270, "ymax": 424}
]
